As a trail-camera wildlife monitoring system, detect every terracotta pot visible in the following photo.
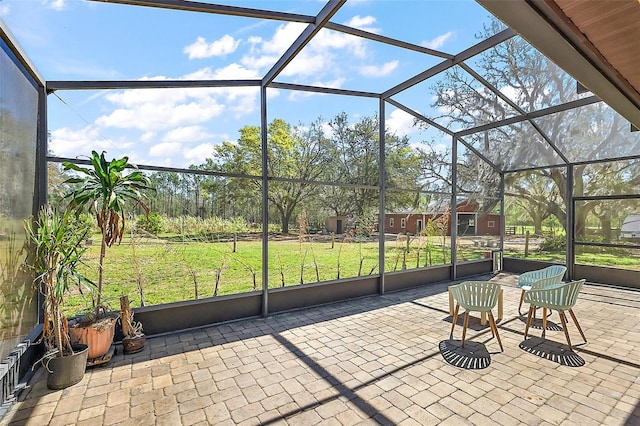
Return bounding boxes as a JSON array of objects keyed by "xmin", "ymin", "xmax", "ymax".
[
  {"xmin": 122, "ymin": 333, "xmax": 146, "ymax": 354},
  {"xmin": 46, "ymin": 344, "xmax": 88, "ymax": 390},
  {"xmin": 69, "ymin": 316, "xmax": 117, "ymax": 360}
]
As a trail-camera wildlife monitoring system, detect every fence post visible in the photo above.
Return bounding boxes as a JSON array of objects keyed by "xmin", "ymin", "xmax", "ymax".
[{"xmin": 524, "ymin": 230, "xmax": 530, "ymax": 257}]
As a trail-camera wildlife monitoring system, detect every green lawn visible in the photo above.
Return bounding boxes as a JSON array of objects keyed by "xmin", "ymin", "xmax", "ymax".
[
  {"xmin": 62, "ymin": 232, "xmax": 639, "ymax": 316},
  {"xmin": 65, "ymin": 233, "xmax": 458, "ymax": 314},
  {"xmin": 505, "ymin": 250, "xmax": 640, "ymax": 269}
]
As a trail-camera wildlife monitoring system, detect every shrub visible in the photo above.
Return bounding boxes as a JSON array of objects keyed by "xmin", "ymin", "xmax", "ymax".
[
  {"xmin": 538, "ymin": 235, "xmax": 565, "ymax": 252},
  {"xmin": 136, "ymin": 212, "xmax": 163, "ymax": 235}
]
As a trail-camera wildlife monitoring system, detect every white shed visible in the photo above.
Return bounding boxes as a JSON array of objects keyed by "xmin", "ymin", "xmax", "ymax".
[{"xmin": 620, "ymin": 214, "xmax": 640, "ymax": 239}]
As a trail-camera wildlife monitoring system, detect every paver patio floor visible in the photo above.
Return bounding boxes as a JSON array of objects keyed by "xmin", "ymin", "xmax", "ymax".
[{"xmin": 2, "ymin": 273, "xmax": 639, "ymax": 425}]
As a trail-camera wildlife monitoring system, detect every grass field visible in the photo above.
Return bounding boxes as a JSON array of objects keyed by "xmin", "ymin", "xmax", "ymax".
[
  {"xmin": 505, "ymin": 249, "xmax": 640, "ymax": 269},
  {"xmin": 63, "ymin": 233, "xmax": 462, "ymax": 314},
  {"xmin": 23, "ymin": 231, "xmax": 637, "ymax": 316}
]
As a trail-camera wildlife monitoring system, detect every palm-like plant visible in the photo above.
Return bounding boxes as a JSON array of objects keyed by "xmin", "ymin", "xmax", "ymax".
[
  {"xmin": 63, "ymin": 151, "xmax": 153, "ymax": 316},
  {"xmin": 24, "ymin": 206, "xmax": 91, "ymax": 357}
]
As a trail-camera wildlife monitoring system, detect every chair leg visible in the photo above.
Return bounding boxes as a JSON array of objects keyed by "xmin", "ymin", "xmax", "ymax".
[
  {"xmin": 461, "ymin": 312, "xmax": 469, "ymax": 348},
  {"xmin": 450, "ymin": 304, "xmax": 460, "ymax": 339},
  {"xmin": 568, "ymin": 309, "xmax": 587, "ymax": 343},
  {"xmin": 542, "ymin": 308, "xmax": 548, "ymax": 338},
  {"xmin": 524, "ymin": 306, "xmax": 534, "ymax": 338},
  {"xmin": 559, "ymin": 311, "xmax": 573, "ymax": 351},
  {"xmin": 518, "ymin": 290, "xmax": 525, "ymax": 315},
  {"xmin": 488, "ymin": 312, "xmax": 503, "ymax": 352}
]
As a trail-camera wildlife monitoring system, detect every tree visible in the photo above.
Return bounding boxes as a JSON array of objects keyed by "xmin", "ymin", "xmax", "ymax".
[
  {"xmin": 506, "ymin": 172, "xmax": 558, "ymax": 235},
  {"xmin": 148, "ymin": 171, "xmax": 181, "ymax": 217},
  {"xmin": 322, "ymin": 112, "xmax": 422, "ymax": 218},
  {"xmin": 63, "ymin": 151, "xmax": 153, "ymax": 314},
  {"xmin": 427, "ymin": 19, "xmax": 640, "ymax": 238},
  {"xmin": 210, "ymin": 119, "xmax": 332, "ymax": 233}
]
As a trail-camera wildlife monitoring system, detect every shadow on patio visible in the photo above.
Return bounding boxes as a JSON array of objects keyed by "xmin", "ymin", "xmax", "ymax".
[{"xmin": 2, "ymin": 273, "xmax": 639, "ymax": 425}]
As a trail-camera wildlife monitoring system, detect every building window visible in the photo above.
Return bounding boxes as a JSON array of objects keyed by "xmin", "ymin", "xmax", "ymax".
[
  {"xmin": 400, "ymin": 218, "xmax": 406, "ymax": 228},
  {"xmin": 488, "ymin": 220, "xmax": 495, "ymax": 228},
  {"xmin": 389, "ymin": 217, "xmax": 395, "ymax": 227}
]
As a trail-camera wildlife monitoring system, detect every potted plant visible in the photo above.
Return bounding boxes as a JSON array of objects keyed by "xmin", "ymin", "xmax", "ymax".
[
  {"xmin": 120, "ymin": 295, "xmax": 145, "ymax": 354},
  {"xmin": 24, "ymin": 206, "xmax": 92, "ymax": 389},
  {"xmin": 63, "ymin": 151, "xmax": 153, "ymax": 363}
]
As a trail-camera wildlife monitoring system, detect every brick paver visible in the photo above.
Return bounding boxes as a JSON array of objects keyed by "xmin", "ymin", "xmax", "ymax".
[{"xmin": 1, "ymin": 273, "xmax": 639, "ymax": 425}]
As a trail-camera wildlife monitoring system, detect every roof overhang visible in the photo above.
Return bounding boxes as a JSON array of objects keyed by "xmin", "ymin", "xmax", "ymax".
[{"xmin": 477, "ymin": 0, "xmax": 640, "ymax": 129}]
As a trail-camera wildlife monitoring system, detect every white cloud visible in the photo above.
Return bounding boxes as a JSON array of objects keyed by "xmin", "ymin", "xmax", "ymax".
[
  {"xmin": 359, "ymin": 60, "xmax": 398, "ymax": 77},
  {"xmin": 264, "ymin": 22, "xmax": 306, "ymax": 54},
  {"xmin": 240, "ymin": 22, "xmax": 304, "ymax": 71},
  {"xmin": 96, "ymin": 98, "xmax": 225, "ymax": 132},
  {"xmin": 310, "ymin": 28, "xmax": 367, "ymax": 59},
  {"xmin": 386, "ymin": 109, "xmax": 418, "ymax": 136},
  {"xmin": 184, "ymin": 35, "xmax": 241, "ymax": 59},
  {"xmin": 320, "ymin": 122, "xmax": 334, "ymax": 139},
  {"xmin": 149, "ymin": 142, "xmax": 182, "ymax": 158},
  {"xmin": 313, "ymin": 78, "xmax": 346, "ymax": 89},
  {"xmin": 282, "ymin": 52, "xmax": 328, "ymax": 77},
  {"xmin": 183, "ymin": 65, "xmax": 261, "ymax": 118},
  {"xmin": 0, "ymin": 4, "xmax": 10, "ymax": 16},
  {"xmin": 287, "ymin": 78, "xmax": 346, "ymax": 101},
  {"xmin": 94, "ymin": 64, "xmax": 263, "ymax": 132},
  {"xmin": 346, "ymin": 15, "xmax": 375, "ymax": 28},
  {"xmin": 49, "ymin": 126, "xmax": 133, "ymax": 158},
  {"xmin": 499, "ymin": 85, "xmax": 519, "ymax": 101},
  {"xmin": 43, "ymin": 0, "xmax": 66, "ymax": 11},
  {"xmin": 141, "ymin": 132, "xmax": 156, "ymax": 142},
  {"xmin": 148, "ymin": 140, "xmax": 216, "ymax": 165},
  {"xmin": 163, "ymin": 126, "xmax": 212, "ymax": 143},
  {"xmin": 184, "ymin": 143, "xmax": 215, "ymax": 162},
  {"xmin": 344, "ymin": 15, "xmax": 380, "ymax": 33},
  {"xmin": 240, "ymin": 21, "xmax": 368, "ymax": 80},
  {"xmin": 189, "ymin": 63, "xmax": 259, "ymax": 80},
  {"xmin": 421, "ymin": 31, "xmax": 454, "ymax": 50},
  {"xmin": 241, "ymin": 54, "xmax": 278, "ymax": 70}
]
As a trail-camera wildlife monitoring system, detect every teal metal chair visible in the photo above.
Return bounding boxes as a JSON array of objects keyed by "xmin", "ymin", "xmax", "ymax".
[
  {"xmin": 449, "ymin": 281, "xmax": 503, "ymax": 352},
  {"xmin": 523, "ymin": 279, "xmax": 587, "ymax": 351},
  {"xmin": 517, "ymin": 265, "xmax": 567, "ymax": 314}
]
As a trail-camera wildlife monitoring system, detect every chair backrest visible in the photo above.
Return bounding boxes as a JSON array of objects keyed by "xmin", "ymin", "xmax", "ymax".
[
  {"xmin": 450, "ymin": 281, "xmax": 500, "ymax": 312},
  {"xmin": 530, "ymin": 272, "xmax": 566, "ymax": 290},
  {"xmin": 545, "ymin": 265, "xmax": 567, "ymax": 278},
  {"xmin": 519, "ymin": 265, "xmax": 567, "ymax": 287},
  {"xmin": 524, "ymin": 279, "xmax": 585, "ymax": 310}
]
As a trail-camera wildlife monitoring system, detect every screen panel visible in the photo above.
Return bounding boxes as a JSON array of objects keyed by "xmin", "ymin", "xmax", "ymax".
[{"xmin": 0, "ymin": 38, "xmax": 39, "ymax": 361}]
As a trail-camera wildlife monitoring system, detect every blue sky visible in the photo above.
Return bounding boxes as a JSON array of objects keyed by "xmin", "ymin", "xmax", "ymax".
[{"xmin": 1, "ymin": 0, "xmax": 498, "ymax": 168}]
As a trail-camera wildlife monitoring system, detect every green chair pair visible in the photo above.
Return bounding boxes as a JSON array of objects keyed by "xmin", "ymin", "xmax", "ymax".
[
  {"xmin": 449, "ymin": 281, "xmax": 503, "ymax": 352},
  {"xmin": 523, "ymin": 279, "xmax": 587, "ymax": 351},
  {"xmin": 450, "ymin": 279, "xmax": 587, "ymax": 352},
  {"xmin": 517, "ymin": 265, "xmax": 567, "ymax": 315}
]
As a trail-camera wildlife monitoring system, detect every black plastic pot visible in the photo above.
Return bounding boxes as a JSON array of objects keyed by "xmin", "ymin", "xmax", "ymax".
[{"xmin": 46, "ymin": 344, "xmax": 88, "ymax": 390}]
